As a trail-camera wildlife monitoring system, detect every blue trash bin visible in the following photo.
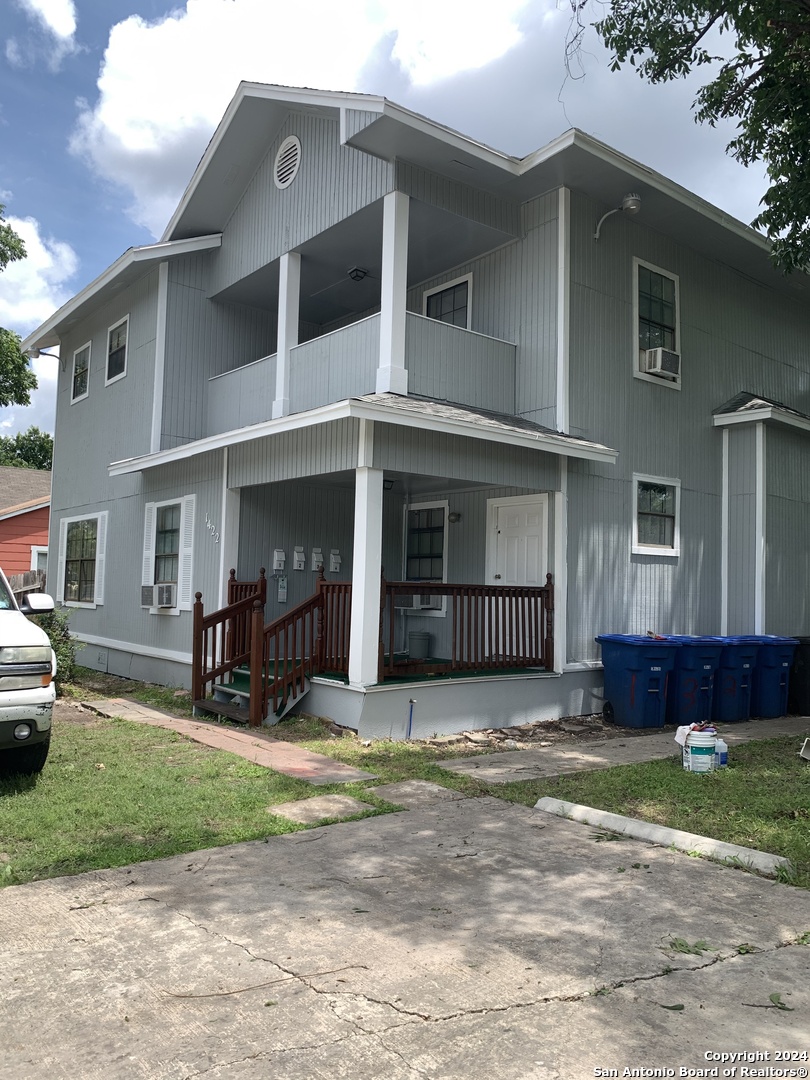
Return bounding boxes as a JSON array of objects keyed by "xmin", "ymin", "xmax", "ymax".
[
  {"xmin": 596, "ymin": 635, "xmax": 681, "ymax": 728},
  {"xmin": 662, "ymin": 636, "xmax": 725, "ymax": 727},
  {"xmin": 712, "ymin": 637, "xmax": 758, "ymax": 723},
  {"xmin": 745, "ymin": 636, "xmax": 799, "ymax": 718}
]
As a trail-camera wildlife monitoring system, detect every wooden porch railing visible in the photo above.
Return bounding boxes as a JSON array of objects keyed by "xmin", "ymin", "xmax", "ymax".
[
  {"xmin": 380, "ymin": 576, "xmax": 554, "ymax": 679},
  {"xmin": 191, "ymin": 569, "xmax": 266, "ymax": 707},
  {"xmin": 193, "ymin": 570, "xmax": 553, "ymax": 728}
]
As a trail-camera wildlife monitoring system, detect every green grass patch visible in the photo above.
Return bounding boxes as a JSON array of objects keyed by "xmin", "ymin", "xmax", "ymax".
[
  {"xmin": 484, "ymin": 737, "xmax": 810, "ymax": 887},
  {"xmin": 0, "ymin": 714, "xmax": 390, "ymax": 888}
]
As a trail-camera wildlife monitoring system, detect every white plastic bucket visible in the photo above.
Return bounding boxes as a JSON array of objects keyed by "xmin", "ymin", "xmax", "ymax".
[{"xmin": 683, "ymin": 730, "xmax": 717, "ymax": 773}]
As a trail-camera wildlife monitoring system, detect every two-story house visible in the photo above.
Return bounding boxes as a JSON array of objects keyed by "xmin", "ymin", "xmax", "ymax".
[{"xmin": 22, "ymin": 83, "xmax": 810, "ymax": 739}]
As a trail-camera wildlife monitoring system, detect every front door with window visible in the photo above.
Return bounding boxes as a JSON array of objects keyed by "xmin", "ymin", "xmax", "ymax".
[{"xmin": 486, "ymin": 495, "xmax": 549, "ymax": 660}]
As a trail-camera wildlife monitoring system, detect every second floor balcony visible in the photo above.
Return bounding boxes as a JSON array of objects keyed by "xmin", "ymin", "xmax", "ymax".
[{"xmin": 206, "ymin": 311, "xmax": 516, "ymax": 436}]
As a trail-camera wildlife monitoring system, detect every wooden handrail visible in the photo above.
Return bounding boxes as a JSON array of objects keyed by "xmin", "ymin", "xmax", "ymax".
[{"xmin": 192, "ymin": 570, "xmax": 267, "ymax": 707}]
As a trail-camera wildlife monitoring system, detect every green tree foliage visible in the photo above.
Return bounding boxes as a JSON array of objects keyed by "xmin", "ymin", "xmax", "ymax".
[
  {"xmin": 570, "ymin": 1, "xmax": 810, "ymax": 272},
  {"xmin": 0, "ymin": 426, "xmax": 53, "ymax": 470},
  {"xmin": 0, "ymin": 204, "xmax": 38, "ymax": 405}
]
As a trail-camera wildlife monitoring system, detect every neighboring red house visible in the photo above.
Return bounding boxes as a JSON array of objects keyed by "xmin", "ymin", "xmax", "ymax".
[{"xmin": 0, "ymin": 467, "xmax": 51, "ymax": 578}]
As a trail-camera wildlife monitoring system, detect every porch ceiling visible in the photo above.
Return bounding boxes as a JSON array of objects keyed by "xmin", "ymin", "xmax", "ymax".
[{"xmin": 210, "ymin": 198, "xmax": 515, "ymax": 324}]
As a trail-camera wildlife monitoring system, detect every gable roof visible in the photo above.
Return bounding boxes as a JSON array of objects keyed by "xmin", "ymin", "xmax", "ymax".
[
  {"xmin": 162, "ymin": 82, "xmax": 807, "ymax": 299},
  {"xmin": 0, "ymin": 467, "xmax": 51, "ymax": 516},
  {"xmin": 713, "ymin": 392, "xmax": 810, "ymax": 434}
]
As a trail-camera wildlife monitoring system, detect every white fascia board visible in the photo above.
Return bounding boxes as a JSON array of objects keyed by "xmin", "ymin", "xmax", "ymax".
[
  {"xmin": 21, "ymin": 234, "xmax": 222, "ymax": 352},
  {"xmin": 0, "ymin": 500, "xmax": 49, "ymax": 522},
  {"xmin": 542, "ymin": 130, "xmax": 770, "ymax": 254},
  {"xmin": 109, "ymin": 398, "xmax": 617, "ymax": 476},
  {"xmin": 713, "ymin": 407, "xmax": 810, "ymax": 435}
]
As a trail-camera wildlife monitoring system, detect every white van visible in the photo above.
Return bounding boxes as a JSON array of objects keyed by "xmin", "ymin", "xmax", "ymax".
[{"xmin": 0, "ymin": 566, "xmax": 57, "ymax": 774}]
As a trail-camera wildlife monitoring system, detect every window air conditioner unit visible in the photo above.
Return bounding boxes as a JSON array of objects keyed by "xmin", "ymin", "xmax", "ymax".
[
  {"xmin": 156, "ymin": 583, "xmax": 176, "ymax": 609},
  {"xmin": 645, "ymin": 347, "xmax": 681, "ymax": 378},
  {"xmin": 394, "ymin": 591, "xmax": 443, "ymax": 611},
  {"xmin": 141, "ymin": 584, "xmax": 176, "ymax": 608}
]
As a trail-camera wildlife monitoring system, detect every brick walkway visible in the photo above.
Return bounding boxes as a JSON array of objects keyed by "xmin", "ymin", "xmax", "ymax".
[{"xmin": 81, "ymin": 698, "xmax": 377, "ymax": 785}]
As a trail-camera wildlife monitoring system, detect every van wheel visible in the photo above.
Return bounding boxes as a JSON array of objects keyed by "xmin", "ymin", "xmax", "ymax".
[{"xmin": 3, "ymin": 736, "xmax": 50, "ymax": 776}]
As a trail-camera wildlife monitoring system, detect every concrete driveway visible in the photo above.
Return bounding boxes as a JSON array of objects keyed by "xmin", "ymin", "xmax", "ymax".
[{"xmin": 1, "ymin": 785, "xmax": 808, "ymax": 1079}]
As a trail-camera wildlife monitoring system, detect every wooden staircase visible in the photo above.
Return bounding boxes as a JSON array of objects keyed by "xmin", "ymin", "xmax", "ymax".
[{"xmin": 191, "ymin": 568, "xmax": 350, "ymax": 727}]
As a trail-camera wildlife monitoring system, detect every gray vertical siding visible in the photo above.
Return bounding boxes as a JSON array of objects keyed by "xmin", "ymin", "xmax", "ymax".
[
  {"xmin": 238, "ymin": 478, "xmax": 357, "ymax": 622},
  {"xmin": 405, "ymin": 313, "xmax": 515, "ymax": 413},
  {"xmin": 565, "ymin": 187, "xmax": 810, "ymax": 658},
  {"xmin": 765, "ymin": 425, "xmax": 810, "ymax": 634},
  {"xmin": 396, "ymin": 161, "xmax": 520, "ymax": 234},
  {"xmin": 373, "ymin": 426, "xmax": 560, "ymax": 490},
  {"xmin": 207, "ymin": 354, "xmax": 277, "ymax": 435},
  {"xmin": 212, "ymin": 111, "xmax": 393, "ymax": 296},
  {"xmin": 51, "ymin": 451, "xmax": 223, "ymax": 667},
  {"xmin": 162, "ymin": 254, "xmax": 277, "ymax": 448},
  {"xmin": 289, "ymin": 315, "xmax": 380, "ymax": 412},
  {"xmin": 726, "ymin": 426, "xmax": 757, "ymax": 634},
  {"xmin": 228, "ymin": 419, "xmax": 360, "ymax": 488}
]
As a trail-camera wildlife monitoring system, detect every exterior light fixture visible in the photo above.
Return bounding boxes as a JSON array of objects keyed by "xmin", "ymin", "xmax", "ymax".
[
  {"xmin": 347, "ymin": 266, "xmax": 368, "ymax": 282},
  {"xmin": 594, "ymin": 192, "xmax": 642, "ymax": 240},
  {"xmin": 25, "ymin": 347, "xmax": 64, "ymax": 370}
]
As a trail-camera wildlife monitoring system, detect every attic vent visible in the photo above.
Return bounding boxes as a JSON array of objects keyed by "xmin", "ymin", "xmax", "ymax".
[{"xmin": 274, "ymin": 136, "xmax": 301, "ymax": 189}]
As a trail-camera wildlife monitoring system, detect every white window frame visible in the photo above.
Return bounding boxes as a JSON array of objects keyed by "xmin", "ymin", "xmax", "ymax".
[
  {"xmin": 403, "ymin": 499, "xmax": 449, "ymax": 617},
  {"xmin": 71, "ymin": 341, "xmax": 91, "ymax": 403},
  {"xmin": 56, "ymin": 511, "xmax": 108, "ymax": 609},
  {"xmin": 422, "ymin": 273, "xmax": 473, "ymax": 331},
  {"xmin": 632, "ymin": 473, "xmax": 681, "ymax": 558},
  {"xmin": 105, "ymin": 314, "xmax": 129, "ymax": 386},
  {"xmin": 30, "ymin": 546, "xmax": 48, "ymax": 572},
  {"xmin": 142, "ymin": 495, "xmax": 195, "ymax": 614},
  {"xmin": 632, "ymin": 258, "xmax": 681, "ymax": 391}
]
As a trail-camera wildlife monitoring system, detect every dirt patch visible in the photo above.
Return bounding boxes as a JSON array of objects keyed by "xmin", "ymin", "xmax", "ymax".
[
  {"xmin": 424, "ymin": 714, "xmax": 667, "ymax": 752},
  {"xmin": 53, "ymin": 700, "xmax": 106, "ymax": 727}
]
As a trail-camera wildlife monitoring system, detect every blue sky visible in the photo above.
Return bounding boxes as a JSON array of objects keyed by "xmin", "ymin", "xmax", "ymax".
[{"xmin": 0, "ymin": 0, "xmax": 767, "ymax": 439}]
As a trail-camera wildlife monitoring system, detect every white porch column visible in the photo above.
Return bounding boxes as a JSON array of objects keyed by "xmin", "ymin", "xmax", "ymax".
[
  {"xmin": 348, "ymin": 423, "xmax": 383, "ymax": 686},
  {"xmin": 376, "ymin": 190, "xmax": 409, "ymax": 396},
  {"xmin": 272, "ymin": 251, "xmax": 300, "ymax": 419},
  {"xmin": 218, "ymin": 447, "xmax": 241, "ymax": 607}
]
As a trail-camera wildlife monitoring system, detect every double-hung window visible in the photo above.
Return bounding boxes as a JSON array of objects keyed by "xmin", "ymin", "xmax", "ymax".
[
  {"xmin": 106, "ymin": 316, "xmax": 128, "ymax": 384},
  {"xmin": 57, "ymin": 512, "xmax": 108, "ymax": 607},
  {"xmin": 632, "ymin": 474, "xmax": 680, "ymax": 557},
  {"xmin": 423, "ymin": 275, "xmax": 471, "ymax": 329},
  {"xmin": 404, "ymin": 501, "xmax": 448, "ymax": 613},
  {"xmin": 71, "ymin": 342, "xmax": 90, "ymax": 403},
  {"xmin": 633, "ymin": 259, "xmax": 680, "ymax": 388},
  {"xmin": 142, "ymin": 495, "xmax": 195, "ymax": 612}
]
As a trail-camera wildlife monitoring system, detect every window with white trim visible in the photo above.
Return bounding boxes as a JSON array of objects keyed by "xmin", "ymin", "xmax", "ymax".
[
  {"xmin": 30, "ymin": 546, "xmax": 48, "ymax": 573},
  {"xmin": 72, "ymin": 342, "xmax": 90, "ymax": 402},
  {"xmin": 403, "ymin": 501, "xmax": 448, "ymax": 614},
  {"xmin": 56, "ymin": 512, "xmax": 108, "ymax": 607},
  {"xmin": 423, "ymin": 275, "xmax": 471, "ymax": 329},
  {"xmin": 142, "ymin": 495, "xmax": 195, "ymax": 612},
  {"xmin": 632, "ymin": 474, "xmax": 680, "ymax": 557},
  {"xmin": 633, "ymin": 259, "xmax": 680, "ymax": 388},
  {"xmin": 106, "ymin": 316, "xmax": 129, "ymax": 384}
]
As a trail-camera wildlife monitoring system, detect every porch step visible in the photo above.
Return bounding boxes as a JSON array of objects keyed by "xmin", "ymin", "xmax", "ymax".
[{"xmin": 192, "ymin": 699, "xmax": 250, "ymax": 725}]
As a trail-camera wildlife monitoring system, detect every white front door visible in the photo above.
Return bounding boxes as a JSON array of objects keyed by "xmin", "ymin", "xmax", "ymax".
[
  {"xmin": 488, "ymin": 495, "xmax": 548, "ymax": 587},
  {"xmin": 486, "ymin": 495, "xmax": 549, "ymax": 661}
]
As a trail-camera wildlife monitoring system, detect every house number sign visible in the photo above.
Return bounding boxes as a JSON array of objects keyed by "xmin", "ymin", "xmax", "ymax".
[{"xmin": 205, "ymin": 512, "xmax": 220, "ymax": 543}]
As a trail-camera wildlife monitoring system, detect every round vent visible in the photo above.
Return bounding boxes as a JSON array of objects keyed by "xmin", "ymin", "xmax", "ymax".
[{"xmin": 274, "ymin": 135, "xmax": 301, "ymax": 189}]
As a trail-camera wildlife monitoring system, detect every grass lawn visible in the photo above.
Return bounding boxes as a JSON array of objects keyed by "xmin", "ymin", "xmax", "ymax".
[{"xmin": 1, "ymin": 670, "xmax": 807, "ymax": 889}]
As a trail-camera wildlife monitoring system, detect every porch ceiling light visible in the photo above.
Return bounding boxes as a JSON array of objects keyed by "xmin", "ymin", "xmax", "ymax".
[
  {"xmin": 347, "ymin": 266, "xmax": 368, "ymax": 282},
  {"xmin": 593, "ymin": 192, "xmax": 642, "ymax": 240},
  {"xmin": 383, "ymin": 477, "xmax": 395, "ymax": 490}
]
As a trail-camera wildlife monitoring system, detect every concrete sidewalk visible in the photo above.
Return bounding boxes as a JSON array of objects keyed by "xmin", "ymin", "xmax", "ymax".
[
  {"xmin": 437, "ymin": 714, "xmax": 810, "ymax": 782},
  {"xmin": 2, "ymin": 787, "xmax": 808, "ymax": 1079},
  {"xmin": 82, "ymin": 698, "xmax": 377, "ymax": 785}
]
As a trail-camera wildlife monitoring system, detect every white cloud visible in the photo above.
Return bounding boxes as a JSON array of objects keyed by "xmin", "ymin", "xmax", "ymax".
[
  {"xmin": 17, "ymin": 0, "xmax": 77, "ymax": 40},
  {"xmin": 69, "ymin": 0, "xmax": 531, "ymax": 236},
  {"xmin": 0, "ymin": 215, "xmax": 79, "ymax": 437},
  {"xmin": 9, "ymin": 0, "xmax": 78, "ymax": 70}
]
